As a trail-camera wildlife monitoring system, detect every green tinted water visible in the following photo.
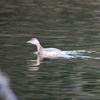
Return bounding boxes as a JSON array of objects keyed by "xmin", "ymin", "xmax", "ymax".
[{"xmin": 0, "ymin": 0, "xmax": 100, "ymax": 100}]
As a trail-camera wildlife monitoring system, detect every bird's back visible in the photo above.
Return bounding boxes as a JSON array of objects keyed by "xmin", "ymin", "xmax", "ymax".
[{"xmin": 40, "ymin": 47, "xmax": 64, "ymax": 56}]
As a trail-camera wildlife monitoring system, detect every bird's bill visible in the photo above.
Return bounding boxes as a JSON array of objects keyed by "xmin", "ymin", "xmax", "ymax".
[{"xmin": 27, "ymin": 41, "xmax": 31, "ymax": 43}]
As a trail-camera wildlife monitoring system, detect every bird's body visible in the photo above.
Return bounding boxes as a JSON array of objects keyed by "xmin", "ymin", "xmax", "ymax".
[
  {"xmin": 40, "ymin": 48, "xmax": 63, "ymax": 56},
  {"xmin": 27, "ymin": 38, "xmax": 65, "ymax": 56}
]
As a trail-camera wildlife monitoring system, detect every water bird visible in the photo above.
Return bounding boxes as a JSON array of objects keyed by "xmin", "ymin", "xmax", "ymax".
[
  {"xmin": 27, "ymin": 38, "xmax": 66, "ymax": 57},
  {"xmin": 27, "ymin": 38, "xmax": 100, "ymax": 60}
]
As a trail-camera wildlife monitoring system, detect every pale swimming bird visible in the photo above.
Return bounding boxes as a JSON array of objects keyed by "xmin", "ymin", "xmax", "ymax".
[{"xmin": 27, "ymin": 38, "xmax": 66, "ymax": 56}]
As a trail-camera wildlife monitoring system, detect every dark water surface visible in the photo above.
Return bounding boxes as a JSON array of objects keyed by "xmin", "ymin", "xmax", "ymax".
[{"xmin": 0, "ymin": 0, "xmax": 100, "ymax": 100}]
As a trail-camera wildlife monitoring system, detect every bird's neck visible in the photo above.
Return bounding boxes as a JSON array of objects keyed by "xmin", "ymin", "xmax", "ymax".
[{"xmin": 36, "ymin": 43, "xmax": 43, "ymax": 52}]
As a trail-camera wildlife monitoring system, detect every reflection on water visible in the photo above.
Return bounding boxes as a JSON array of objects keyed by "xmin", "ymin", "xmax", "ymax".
[
  {"xmin": 27, "ymin": 50, "xmax": 100, "ymax": 71},
  {"xmin": 26, "ymin": 53, "xmax": 100, "ymax": 100}
]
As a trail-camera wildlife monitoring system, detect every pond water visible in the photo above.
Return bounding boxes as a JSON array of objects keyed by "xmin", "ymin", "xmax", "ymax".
[{"xmin": 0, "ymin": 0, "xmax": 100, "ymax": 100}]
